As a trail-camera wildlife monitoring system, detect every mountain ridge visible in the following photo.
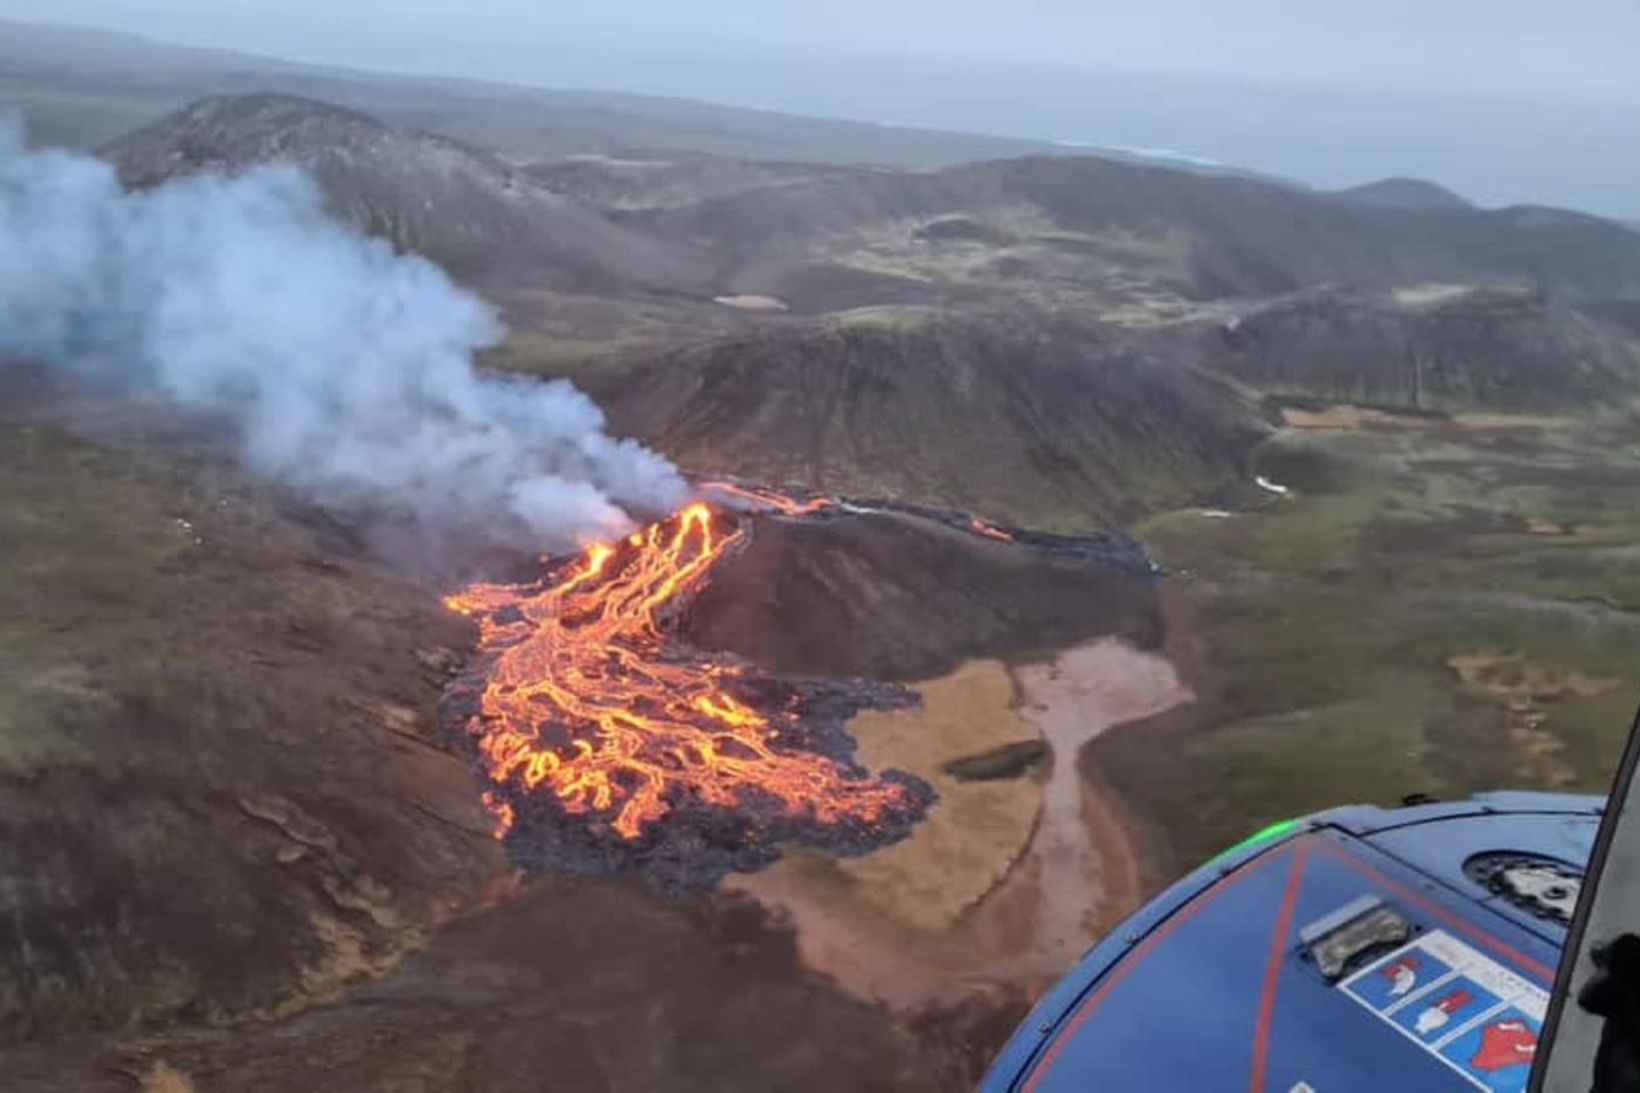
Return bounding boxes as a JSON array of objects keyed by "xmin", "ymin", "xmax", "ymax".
[{"xmin": 103, "ymin": 93, "xmax": 711, "ymax": 296}]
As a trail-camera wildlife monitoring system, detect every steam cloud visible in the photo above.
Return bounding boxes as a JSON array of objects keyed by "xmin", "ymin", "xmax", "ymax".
[{"xmin": 0, "ymin": 119, "xmax": 687, "ymax": 550}]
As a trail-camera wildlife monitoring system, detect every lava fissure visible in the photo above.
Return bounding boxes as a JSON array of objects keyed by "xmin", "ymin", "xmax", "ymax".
[
  {"xmin": 700, "ymin": 477, "xmax": 1158, "ymax": 574},
  {"xmin": 443, "ymin": 500, "xmax": 934, "ymax": 887}
]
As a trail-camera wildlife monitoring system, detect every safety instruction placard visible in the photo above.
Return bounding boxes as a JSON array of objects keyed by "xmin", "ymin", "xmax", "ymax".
[{"xmin": 1340, "ymin": 930, "xmax": 1546, "ymax": 1091}]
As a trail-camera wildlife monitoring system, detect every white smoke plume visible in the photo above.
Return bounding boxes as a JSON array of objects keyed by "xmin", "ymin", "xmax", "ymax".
[{"xmin": 0, "ymin": 119, "xmax": 687, "ymax": 551}]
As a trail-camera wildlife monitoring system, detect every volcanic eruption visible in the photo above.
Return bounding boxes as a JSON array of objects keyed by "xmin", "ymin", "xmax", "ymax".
[
  {"xmin": 442, "ymin": 494, "xmax": 938, "ymax": 887},
  {"xmin": 0, "ymin": 126, "xmax": 1146, "ymax": 891}
]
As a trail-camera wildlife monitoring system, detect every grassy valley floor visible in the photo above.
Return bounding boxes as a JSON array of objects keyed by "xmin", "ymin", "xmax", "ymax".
[{"xmin": 1094, "ymin": 404, "xmax": 1640, "ymax": 882}]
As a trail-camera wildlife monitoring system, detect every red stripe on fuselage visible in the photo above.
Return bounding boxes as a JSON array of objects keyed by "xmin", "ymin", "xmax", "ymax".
[
  {"xmin": 1021, "ymin": 831, "xmax": 1552, "ymax": 1091},
  {"xmin": 1249, "ymin": 841, "xmax": 1313, "ymax": 1092},
  {"xmin": 1022, "ymin": 843, "xmax": 1298, "ymax": 1091}
]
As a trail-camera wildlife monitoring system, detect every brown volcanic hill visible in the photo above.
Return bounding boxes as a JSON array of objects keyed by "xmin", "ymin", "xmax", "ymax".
[
  {"xmin": 1192, "ymin": 284, "xmax": 1640, "ymax": 411},
  {"xmin": 683, "ymin": 505, "xmax": 1161, "ymax": 681},
  {"xmin": 1332, "ymin": 177, "xmax": 1473, "ymax": 211},
  {"xmin": 103, "ymin": 94, "xmax": 711, "ymax": 295},
  {"xmin": 581, "ymin": 311, "xmax": 1269, "ymax": 531},
  {"xmin": 639, "ymin": 155, "xmax": 1640, "ymax": 305}
]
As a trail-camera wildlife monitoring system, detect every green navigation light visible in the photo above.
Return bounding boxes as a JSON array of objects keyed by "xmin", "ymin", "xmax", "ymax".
[{"xmin": 1210, "ymin": 816, "xmax": 1303, "ymax": 864}]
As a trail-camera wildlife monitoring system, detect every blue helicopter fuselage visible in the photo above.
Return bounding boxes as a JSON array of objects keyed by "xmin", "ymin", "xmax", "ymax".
[{"xmin": 984, "ymin": 792, "xmax": 1600, "ymax": 1091}]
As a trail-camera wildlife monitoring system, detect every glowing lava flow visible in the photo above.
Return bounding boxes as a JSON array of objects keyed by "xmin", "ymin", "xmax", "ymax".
[
  {"xmin": 705, "ymin": 480, "xmax": 1015, "ymax": 541},
  {"xmin": 969, "ymin": 516, "xmax": 1015, "ymax": 542},
  {"xmin": 700, "ymin": 480, "xmax": 837, "ymax": 516},
  {"xmin": 443, "ymin": 502, "xmax": 920, "ymax": 845}
]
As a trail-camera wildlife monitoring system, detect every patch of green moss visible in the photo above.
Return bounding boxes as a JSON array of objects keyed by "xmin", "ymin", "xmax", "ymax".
[{"xmin": 1129, "ymin": 413, "xmax": 1640, "ymax": 864}]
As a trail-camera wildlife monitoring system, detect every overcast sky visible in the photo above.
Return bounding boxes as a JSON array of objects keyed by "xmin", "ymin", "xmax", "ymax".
[
  {"xmin": 4, "ymin": 0, "xmax": 1638, "ymax": 216},
  {"xmin": 5, "ymin": 0, "xmax": 1637, "ymax": 105}
]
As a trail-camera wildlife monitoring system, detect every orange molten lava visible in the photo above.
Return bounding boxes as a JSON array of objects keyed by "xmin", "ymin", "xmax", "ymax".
[
  {"xmin": 444, "ymin": 501, "xmax": 916, "ymax": 841},
  {"xmin": 700, "ymin": 480, "xmax": 836, "ymax": 516},
  {"xmin": 969, "ymin": 516, "xmax": 1015, "ymax": 542}
]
